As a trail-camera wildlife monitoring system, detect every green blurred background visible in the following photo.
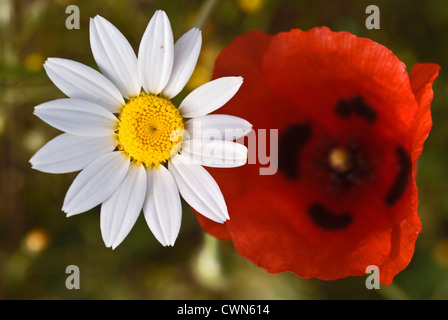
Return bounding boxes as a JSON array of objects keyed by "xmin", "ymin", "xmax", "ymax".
[{"xmin": 1, "ymin": 0, "xmax": 448, "ymax": 300}]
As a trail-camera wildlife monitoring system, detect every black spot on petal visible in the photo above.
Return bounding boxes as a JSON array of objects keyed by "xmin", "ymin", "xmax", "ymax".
[
  {"xmin": 335, "ymin": 99, "xmax": 352, "ymax": 118},
  {"xmin": 385, "ymin": 146, "xmax": 412, "ymax": 206},
  {"xmin": 307, "ymin": 203, "xmax": 353, "ymax": 230},
  {"xmin": 335, "ymin": 96, "xmax": 377, "ymax": 124},
  {"xmin": 352, "ymin": 96, "xmax": 377, "ymax": 124},
  {"xmin": 278, "ymin": 123, "xmax": 312, "ymax": 179}
]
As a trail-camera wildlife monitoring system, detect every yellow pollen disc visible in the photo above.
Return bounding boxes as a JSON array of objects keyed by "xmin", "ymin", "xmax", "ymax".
[
  {"xmin": 328, "ymin": 147, "xmax": 351, "ymax": 173},
  {"xmin": 117, "ymin": 93, "xmax": 184, "ymax": 168}
]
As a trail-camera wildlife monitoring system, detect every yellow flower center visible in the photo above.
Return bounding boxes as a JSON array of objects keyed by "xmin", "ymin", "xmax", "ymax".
[{"xmin": 117, "ymin": 93, "xmax": 184, "ymax": 168}]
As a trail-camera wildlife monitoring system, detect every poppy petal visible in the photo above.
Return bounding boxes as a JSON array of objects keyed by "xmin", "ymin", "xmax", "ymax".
[
  {"xmin": 379, "ymin": 202, "xmax": 421, "ymax": 285},
  {"xmin": 195, "ymin": 213, "xmax": 231, "ymax": 241},
  {"xmin": 262, "ymin": 27, "xmax": 419, "ymax": 141},
  {"xmin": 226, "ymin": 187, "xmax": 393, "ymax": 280},
  {"xmin": 409, "ymin": 63, "xmax": 441, "ymax": 162}
]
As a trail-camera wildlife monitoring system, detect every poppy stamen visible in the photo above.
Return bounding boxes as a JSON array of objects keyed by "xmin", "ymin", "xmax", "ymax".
[
  {"xmin": 328, "ymin": 147, "xmax": 351, "ymax": 173},
  {"xmin": 321, "ymin": 143, "xmax": 372, "ymax": 193}
]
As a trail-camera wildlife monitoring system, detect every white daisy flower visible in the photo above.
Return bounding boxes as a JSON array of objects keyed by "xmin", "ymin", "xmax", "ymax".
[{"xmin": 30, "ymin": 10, "xmax": 251, "ymax": 249}]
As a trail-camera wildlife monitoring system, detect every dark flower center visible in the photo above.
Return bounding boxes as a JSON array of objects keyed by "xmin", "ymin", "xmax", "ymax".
[
  {"xmin": 277, "ymin": 96, "xmax": 412, "ymax": 231},
  {"xmin": 322, "ymin": 142, "xmax": 373, "ymax": 194}
]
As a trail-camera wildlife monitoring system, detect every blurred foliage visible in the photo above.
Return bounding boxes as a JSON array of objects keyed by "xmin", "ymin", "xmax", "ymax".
[{"xmin": 0, "ymin": 0, "xmax": 448, "ymax": 300}]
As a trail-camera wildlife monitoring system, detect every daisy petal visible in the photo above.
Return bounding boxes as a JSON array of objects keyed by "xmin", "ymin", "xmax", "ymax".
[
  {"xmin": 138, "ymin": 10, "xmax": 174, "ymax": 95},
  {"xmin": 101, "ymin": 164, "xmax": 147, "ymax": 249},
  {"xmin": 182, "ymin": 139, "xmax": 248, "ymax": 168},
  {"xmin": 185, "ymin": 114, "xmax": 252, "ymax": 140},
  {"xmin": 34, "ymin": 98, "xmax": 117, "ymax": 136},
  {"xmin": 143, "ymin": 166, "xmax": 182, "ymax": 246},
  {"xmin": 30, "ymin": 133, "xmax": 116, "ymax": 173},
  {"xmin": 44, "ymin": 58, "xmax": 124, "ymax": 113},
  {"xmin": 162, "ymin": 28, "xmax": 202, "ymax": 99},
  {"xmin": 63, "ymin": 151, "xmax": 130, "ymax": 217},
  {"xmin": 169, "ymin": 155, "xmax": 229, "ymax": 223},
  {"xmin": 90, "ymin": 15, "xmax": 141, "ymax": 99},
  {"xmin": 179, "ymin": 76, "xmax": 243, "ymax": 118}
]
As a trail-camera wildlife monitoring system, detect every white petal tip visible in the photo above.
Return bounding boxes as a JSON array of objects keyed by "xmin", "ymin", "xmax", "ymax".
[
  {"xmin": 200, "ymin": 210, "xmax": 228, "ymax": 224},
  {"xmin": 155, "ymin": 236, "xmax": 176, "ymax": 247},
  {"xmin": 111, "ymin": 238, "xmax": 125, "ymax": 250},
  {"xmin": 230, "ymin": 76, "xmax": 243, "ymax": 85},
  {"xmin": 220, "ymin": 210, "xmax": 230, "ymax": 222},
  {"xmin": 63, "ymin": 205, "xmax": 82, "ymax": 217},
  {"xmin": 102, "ymin": 235, "xmax": 113, "ymax": 249},
  {"xmin": 44, "ymin": 58, "xmax": 60, "ymax": 68},
  {"xmin": 220, "ymin": 216, "xmax": 229, "ymax": 223},
  {"xmin": 153, "ymin": 234, "xmax": 177, "ymax": 247}
]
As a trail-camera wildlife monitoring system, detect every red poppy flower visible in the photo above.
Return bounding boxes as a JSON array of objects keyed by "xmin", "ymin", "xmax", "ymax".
[{"xmin": 195, "ymin": 27, "xmax": 440, "ymax": 285}]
